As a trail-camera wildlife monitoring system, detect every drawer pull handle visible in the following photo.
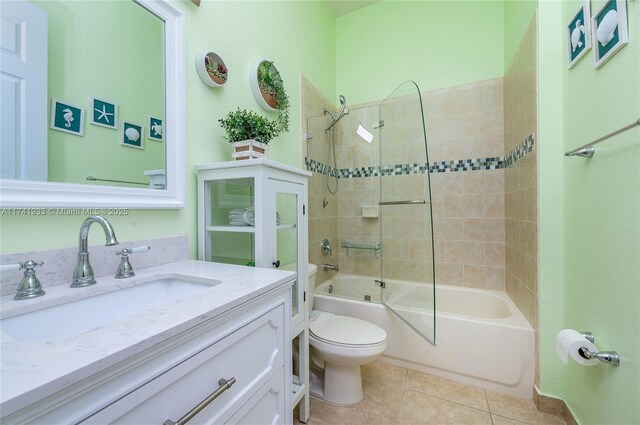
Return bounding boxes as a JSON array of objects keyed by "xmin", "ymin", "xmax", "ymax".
[{"xmin": 163, "ymin": 377, "xmax": 236, "ymax": 425}]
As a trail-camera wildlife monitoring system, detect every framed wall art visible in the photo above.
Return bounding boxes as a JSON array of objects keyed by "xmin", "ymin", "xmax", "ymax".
[
  {"xmin": 121, "ymin": 121, "xmax": 144, "ymax": 149},
  {"xmin": 90, "ymin": 97, "xmax": 118, "ymax": 129},
  {"xmin": 567, "ymin": 0, "xmax": 592, "ymax": 69},
  {"xmin": 50, "ymin": 99, "xmax": 84, "ymax": 136},
  {"xmin": 592, "ymin": 0, "xmax": 629, "ymax": 69}
]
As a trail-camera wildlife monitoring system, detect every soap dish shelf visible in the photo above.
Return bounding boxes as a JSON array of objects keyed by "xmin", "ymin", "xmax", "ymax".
[{"xmin": 341, "ymin": 241, "xmax": 381, "ymax": 258}]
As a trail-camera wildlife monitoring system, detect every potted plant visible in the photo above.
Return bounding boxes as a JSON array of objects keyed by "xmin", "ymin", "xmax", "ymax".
[{"xmin": 218, "ymin": 108, "xmax": 280, "ymax": 160}]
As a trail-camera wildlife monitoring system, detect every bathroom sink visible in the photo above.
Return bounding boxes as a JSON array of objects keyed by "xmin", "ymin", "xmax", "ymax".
[{"xmin": 1, "ymin": 277, "xmax": 218, "ymax": 343}]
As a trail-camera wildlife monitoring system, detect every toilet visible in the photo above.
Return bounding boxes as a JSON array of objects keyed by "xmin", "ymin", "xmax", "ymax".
[{"xmin": 307, "ymin": 264, "xmax": 387, "ymax": 405}]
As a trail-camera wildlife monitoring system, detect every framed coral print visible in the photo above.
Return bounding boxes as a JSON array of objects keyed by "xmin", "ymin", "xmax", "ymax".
[
  {"xmin": 592, "ymin": 0, "xmax": 629, "ymax": 69},
  {"xmin": 567, "ymin": 1, "xmax": 591, "ymax": 69}
]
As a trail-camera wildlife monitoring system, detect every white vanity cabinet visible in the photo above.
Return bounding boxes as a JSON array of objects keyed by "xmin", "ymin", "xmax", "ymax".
[
  {"xmin": 2, "ymin": 284, "xmax": 291, "ymax": 425},
  {"xmin": 196, "ymin": 159, "xmax": 311, "ymax": 422}
]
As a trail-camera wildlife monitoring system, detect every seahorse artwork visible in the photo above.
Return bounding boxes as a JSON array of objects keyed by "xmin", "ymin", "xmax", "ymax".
[{"xmin": 63, "ymin": 108, "xmax": 74, "ymax": 128}]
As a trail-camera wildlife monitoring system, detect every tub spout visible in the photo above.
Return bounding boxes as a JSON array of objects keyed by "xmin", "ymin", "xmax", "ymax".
[{"xmin": 323, "ymin": 264, "xmax": 339, "ymax": 271}]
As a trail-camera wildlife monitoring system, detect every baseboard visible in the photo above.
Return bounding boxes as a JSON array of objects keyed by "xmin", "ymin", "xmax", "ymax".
[{"xmin": 533, "ymin": 386, "xmax": 578, "ymax": 424}]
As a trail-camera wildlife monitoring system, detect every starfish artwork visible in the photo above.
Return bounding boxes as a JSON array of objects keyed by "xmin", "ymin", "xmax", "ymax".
[{"xmin": 94, "ymin": 104, "xmax": 114, "ymax": 125}]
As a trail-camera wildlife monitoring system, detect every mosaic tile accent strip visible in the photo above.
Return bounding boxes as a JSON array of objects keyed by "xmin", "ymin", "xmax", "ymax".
[
  {"xmin": 504, "ymin": 133, "xmax": 535, "ymax": 168},
  {"xmin": 304, "ymin": 133, "xmax": 533, "ymax": 178},
  {"xmin": 305, "ymin": 157, "xmax": 339, "ymax": 177}
]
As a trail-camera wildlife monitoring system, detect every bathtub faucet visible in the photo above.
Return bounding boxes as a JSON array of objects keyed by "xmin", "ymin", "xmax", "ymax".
[{"xmin": 323, "ymin": 263, "xmax": 340, "ymax": 272}]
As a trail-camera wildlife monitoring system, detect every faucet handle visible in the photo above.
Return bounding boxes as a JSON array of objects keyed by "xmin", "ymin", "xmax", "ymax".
[
  {"xmin": 116, "ymin": 245, "xmax": 150, "ymax": 257},
  {"xmin": 1, "ymin": 263, "xmax": 23, "ymax": 272},
  {"xmin": 13, "ymin": 260, "xmax": 46, "ymax": 300},
  {"xmin": 115, "ymin": 246, "xmax": 150, "ymax": 279}
]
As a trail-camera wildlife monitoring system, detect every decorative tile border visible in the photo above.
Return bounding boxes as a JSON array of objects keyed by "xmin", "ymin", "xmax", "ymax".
[
  {"xmin": 304, "ymin": 158, "xmax": 339, "ymax": 178},
  {"xmin": 504, "ymin": 133, "xmax": 535, "ymax": 168},
  {"xmin": 305, "ymin": 133, "xmax": 534, "ymax": 178}
]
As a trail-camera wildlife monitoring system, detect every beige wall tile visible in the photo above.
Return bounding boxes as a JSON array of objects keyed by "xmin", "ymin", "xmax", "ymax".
[
  {"xmin": 444, "ymin": 240, "xmax": 484, "ymax": 265},
  {"xmin": 434, "ymin": 218, "xmax": 465, "ymax": 241},
  {"xmin": 463, "ymin": 218, "xmax": 505, "ymax": 242},
  {"xmin": 435, "ymin": 262, "xmax": 463, "ymax": 286},
  {"xmin": 485, "ymin": 242, "xmax": 505, "ymax": 267},
  {"xmin": 444, "ymin": 194, "xmax": 484, "ymax": 217},
  {"xmin": 484, "ymin": 193, "xmax": 505, "ymax": 218},
  {"xmin": 463, "ymin": 170, "xmax": 504, "ymax": 194},
  {"xmin": 430, "ymin": 173, "xmax": 463, "ymax": 195}
]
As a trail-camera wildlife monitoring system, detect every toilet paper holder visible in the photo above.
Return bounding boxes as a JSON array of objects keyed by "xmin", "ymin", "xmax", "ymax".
[{"xmin": 577, "ymin": 332, "xmax": 620, "ymax": 367}]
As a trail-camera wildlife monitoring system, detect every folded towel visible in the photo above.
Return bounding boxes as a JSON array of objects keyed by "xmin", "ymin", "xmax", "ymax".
[
  {"xmin": 229, "ymin": 219, "xmax": 247, "ymax": 226},
  {"xmin": 242, "ymin": 209, "xmax": 255, "ymax": 226},
  {"xmin": 276, "ymin": 212, "xmax": 281, "ymax": 225}
]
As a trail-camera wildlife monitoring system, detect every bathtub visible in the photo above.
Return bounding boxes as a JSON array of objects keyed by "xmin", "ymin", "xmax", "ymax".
[{"xmin": 313, "ymin": 274, "xmax": 535, "ymax": 398}]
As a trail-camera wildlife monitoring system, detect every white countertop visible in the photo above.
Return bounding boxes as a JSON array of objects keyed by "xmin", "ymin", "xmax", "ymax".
[{"xmin": 0, "ymin": 260, "xmax": 294, "ymax": 417}]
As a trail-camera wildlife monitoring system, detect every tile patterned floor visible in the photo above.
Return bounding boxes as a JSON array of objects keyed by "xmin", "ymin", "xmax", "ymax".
[{"xmin": 296, "ymin": 362, "xmax": 565, "ymax": 425}]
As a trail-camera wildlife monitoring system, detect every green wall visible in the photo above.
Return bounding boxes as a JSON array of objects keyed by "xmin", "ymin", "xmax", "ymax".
[
  {"xmin": 503, "ymin": 0, "xmax": 537, "ymax": 66},
  {"xmin": 335, "ymin": 0, "xmax": 505, "ymax": 104},
  {"xmin": 0, "ymin": 0, "xmax": 336, "ymax": 255},
  {"xmin": 561, "ymin": 0, "xmax": 640, "ymax": 423},
  {"xmin": 36, "ymin": 0, "xmax": 165, "ymax": 186}
]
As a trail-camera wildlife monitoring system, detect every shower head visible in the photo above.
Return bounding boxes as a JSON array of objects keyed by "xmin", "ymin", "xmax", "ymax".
[{"xmin": 324, "ymin": 94, "xmax": 350, "ymax": 132}]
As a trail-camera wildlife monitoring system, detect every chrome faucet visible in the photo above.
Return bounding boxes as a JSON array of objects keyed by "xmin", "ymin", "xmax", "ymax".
[{"xmin": 71, "ymin": 215, "xmax": 119, "ymax": 287}]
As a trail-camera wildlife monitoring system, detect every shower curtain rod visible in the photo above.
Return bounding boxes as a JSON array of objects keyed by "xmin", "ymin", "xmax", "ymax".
[{"xmin": 565, "ymin": 118, "xmax": 640, "ymax": 158}]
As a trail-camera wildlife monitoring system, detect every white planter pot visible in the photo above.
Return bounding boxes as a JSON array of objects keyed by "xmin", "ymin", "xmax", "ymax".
[{"xmin": 231, "ymin": 139, "xmax": 268, "ymax": 160}]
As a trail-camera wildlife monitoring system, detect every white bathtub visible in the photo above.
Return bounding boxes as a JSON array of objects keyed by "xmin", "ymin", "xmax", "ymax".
[{"xmin": 313, "ymin": 274, "xmax": 535, "ymax": 398}]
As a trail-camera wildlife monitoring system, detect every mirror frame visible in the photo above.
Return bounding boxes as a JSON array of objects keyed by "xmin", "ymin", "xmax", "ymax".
[{"xmin": 0, "ymin": 0, "xmax": 185, "ymax": 208}]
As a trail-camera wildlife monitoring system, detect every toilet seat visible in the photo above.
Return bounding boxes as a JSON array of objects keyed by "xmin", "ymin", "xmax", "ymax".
[{"xmin": 309, "ymin": 313, "xmax": 387, "ymax": 347}]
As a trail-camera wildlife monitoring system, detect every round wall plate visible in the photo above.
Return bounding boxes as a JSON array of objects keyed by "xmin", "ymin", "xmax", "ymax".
[
  {"xmin": 195, "ymin": 51, "xmax": 228, "ymax": 87},
  {"xmin": 249, "ymin": 59, "xmax": 282, "ymax": 111}
]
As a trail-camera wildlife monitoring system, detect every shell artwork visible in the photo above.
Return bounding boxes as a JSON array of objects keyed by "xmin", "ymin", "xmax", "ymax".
[
  {"xmin": 571, "ymin": 19, "xmax": 585, "ymax": 52},
  {"xmin": 125, "ymin": 127, "xmax": 140, "ymax": 142},
  {"xmin": 597, "ymin": 10, "xmax": 618, "ymax": 47}
]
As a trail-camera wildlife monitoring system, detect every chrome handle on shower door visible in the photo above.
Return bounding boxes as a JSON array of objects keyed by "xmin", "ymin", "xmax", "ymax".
[{"xmin": 378, "ymin": 200, "xmax": 427, "ymax": 206}]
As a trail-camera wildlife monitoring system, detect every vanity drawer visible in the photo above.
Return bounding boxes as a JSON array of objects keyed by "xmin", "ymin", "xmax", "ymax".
[
  {"xmin": 227, "ymin": 367, "xmax": 285, "ymax": 425},
  {"xmin": 83, "ymin": 304, "xmax": 285, "ymax": 425}
]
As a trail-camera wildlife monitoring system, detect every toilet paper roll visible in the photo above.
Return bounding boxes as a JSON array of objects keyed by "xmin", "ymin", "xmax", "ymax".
[{"xmin": 556, "ymin": 329, "xmax": 600, "ymax": 366}]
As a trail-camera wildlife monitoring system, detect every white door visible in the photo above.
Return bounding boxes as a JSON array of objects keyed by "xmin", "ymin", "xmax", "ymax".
[{"xmin": 1, "ymin": 0, "xmax": 47, "ymax": 181}]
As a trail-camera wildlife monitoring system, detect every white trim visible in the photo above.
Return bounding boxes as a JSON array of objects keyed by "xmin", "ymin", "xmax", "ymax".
[{"xmin": 0, "ymin": 0, "xmax": 185, "ymax": 208}]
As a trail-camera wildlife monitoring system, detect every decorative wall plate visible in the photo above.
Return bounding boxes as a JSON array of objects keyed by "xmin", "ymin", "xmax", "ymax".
[
  {"xmin": 250, "ymin": 59, "xmax": 283, "ymax": 111},
  {"xmin": 195, "ymin": 51, "xmax": 228, "ymax": 87}
]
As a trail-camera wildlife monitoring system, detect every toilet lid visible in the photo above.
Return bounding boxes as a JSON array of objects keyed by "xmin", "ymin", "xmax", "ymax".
[{"xmin": 309, "ymin": 314, "xmax": 386, "ymax": 346}]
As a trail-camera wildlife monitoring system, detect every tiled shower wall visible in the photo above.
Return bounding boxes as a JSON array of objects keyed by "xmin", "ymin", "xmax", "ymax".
[
  {"xmin": 424, "ymin": 79, "xmax": 505, "ymax": 289},
  {"xmin": 503, "ymin": 16, "xmax": 538, "ymax": 385},
  {"xmin": 301, "ymin": 76, "xmax": 339, "ymax": 286},
  {"xmin": 304, "ymin": 79, "xmax": 506, "ymax": 290}
]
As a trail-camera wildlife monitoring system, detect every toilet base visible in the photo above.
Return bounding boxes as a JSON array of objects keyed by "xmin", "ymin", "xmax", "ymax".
[{"xmin": 311, "ymin": 363, "xmax": 364, "ymax": 405}]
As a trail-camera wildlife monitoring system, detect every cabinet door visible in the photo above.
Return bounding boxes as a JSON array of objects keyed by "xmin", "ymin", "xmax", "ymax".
[
  {"xmin": 200, "ymin": 176, "xmax": 258, "ymax": 266},
  {"xmin": 268, "ymin": 180, "xmax": 305, "ymax": 331}
]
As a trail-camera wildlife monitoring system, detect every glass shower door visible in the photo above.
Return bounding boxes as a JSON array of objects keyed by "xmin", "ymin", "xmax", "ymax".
[{"xmin": 379, "ymin": 81, "xmax": 437, "ymax": 345}]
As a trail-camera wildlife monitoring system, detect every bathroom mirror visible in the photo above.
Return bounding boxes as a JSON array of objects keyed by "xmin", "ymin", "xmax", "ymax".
[{"xmin": 0, "ymin": 0, "xmax": 185, "ymax": 208}]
